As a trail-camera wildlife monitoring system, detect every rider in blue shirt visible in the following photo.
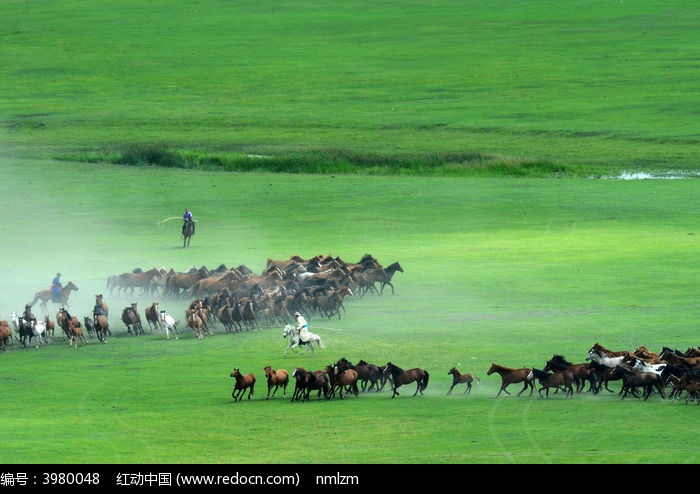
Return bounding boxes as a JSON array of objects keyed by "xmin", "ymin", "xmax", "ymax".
[
  {"xmin": 51, "ymin": 273, "xmax": 62, "ymax": 301},
  {"xmin": 182, "ymin": 208, "xmax": 194, "ymax": 235}
]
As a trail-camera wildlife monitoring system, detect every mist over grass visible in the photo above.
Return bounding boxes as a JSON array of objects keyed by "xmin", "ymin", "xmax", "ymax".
[{"xmin": 1, "ymin": 157, "xmax": 699, "ymax": 464}]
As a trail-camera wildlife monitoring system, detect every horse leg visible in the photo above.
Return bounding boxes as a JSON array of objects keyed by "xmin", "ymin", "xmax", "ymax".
[
  {"xmin": 518, "ymin": 379, "xmax": 533, "ymax": 396},
  {"xmin": 465, "ymin": 382, "xmax": 471, "ymax": 395},
  {"xmin": 447, "ymin": 384, "xmax": 455, "ymax": 396},
  {"xmin": 517, "ymin": 381, "xmax": 530, "ymax": 397}
]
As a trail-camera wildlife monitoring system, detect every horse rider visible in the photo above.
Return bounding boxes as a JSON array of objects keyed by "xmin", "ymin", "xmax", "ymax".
[
  {"xmin": 23, "ymin": 304, "xmax": 37, "ymax": 325},
  {"xmin": 182, "ymin": 208, "xmax": 195, "ymax": 235},
  {"xmin": 51, "ymin": 272, "xmax": 62, "ymax": 302},
  {"xmin": 294, "ymin": 311, "xmax": 310, "ymax": 343},
  {"xmin": 93, "ymin": 302, "xmax": 106, "ymax": 318}
]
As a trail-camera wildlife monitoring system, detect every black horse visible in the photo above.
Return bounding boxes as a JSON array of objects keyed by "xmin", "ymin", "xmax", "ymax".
[{"xmin": 183, "ymin": 220, "xmax": 195, "ymax": 248}]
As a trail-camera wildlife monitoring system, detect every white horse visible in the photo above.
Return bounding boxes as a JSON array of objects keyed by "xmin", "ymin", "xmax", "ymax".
[
  {"xmin": 32, "ymin": 319, "xmax": 49, "ymax": 345},
  {"xmin": 585, "ymin": 349, "xmax": 626, "ymax": 368},
  {"xmin": 631, "ymin": 359, "xmax": 666, "ymax": 376},
  {"xmin": 283, "ymin": 324, "xmax": 325, "ymax": 357},
  {"xmin": 159, "ymin": 310, "xmax": 179, "ymax": 340}
]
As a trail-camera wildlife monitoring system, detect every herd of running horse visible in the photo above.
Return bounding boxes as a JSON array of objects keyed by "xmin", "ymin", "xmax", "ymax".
[
  {"xmin": 228, "ymin": 341, "xmax": 700, "ymax": 404},
  {"xmin": 487, "ymin": 342, "xmax": 700, "ymax": 404},
  {"xmin": 5, "ymin": 255, "xmax": 700, "ymax": 404}
]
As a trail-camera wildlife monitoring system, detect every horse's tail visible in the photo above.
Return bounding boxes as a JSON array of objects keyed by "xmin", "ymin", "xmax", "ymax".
[
  {"xmin": 317, "ymin": 336, "xmax": 325, "ymax": 349},
  {"xmin": 421, "ymin": 370, "xmax": 430, "ymax": 391}
]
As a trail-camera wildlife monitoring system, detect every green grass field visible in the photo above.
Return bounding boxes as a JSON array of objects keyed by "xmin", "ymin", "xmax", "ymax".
[
  {"xmin": 2, "ymin": 0, "xmax": 700, "ymax": 173},
  {"xmin": 1, "ymin": 0, "xmax": 699, "ymax": 466}
]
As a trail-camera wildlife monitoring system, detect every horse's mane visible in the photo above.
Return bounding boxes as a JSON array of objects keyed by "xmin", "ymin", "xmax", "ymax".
[
  {"xmin": 490, "ymin": 363, "xmax": 516, "ymax": 371},
  {"xmin": 387, "ymin": 362, "xmax": 404, "ymax": 375},
  {"xmin": 550, "ymin": 354, "xmax": 572, "ymax": 366},
  {"xmin": 531, "ymin": 368, "xmax": 549, "ymax": 378}
]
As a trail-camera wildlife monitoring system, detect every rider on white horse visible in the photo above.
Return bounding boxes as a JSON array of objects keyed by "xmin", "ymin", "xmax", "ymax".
[{"xmin": 295, "ymin": 312, "xmax": 310, "ymax": 342}]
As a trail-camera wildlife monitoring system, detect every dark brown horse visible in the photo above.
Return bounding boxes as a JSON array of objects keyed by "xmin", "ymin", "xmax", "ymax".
[
  {"xmin": 263, "ymin": 366, "xmax": 289, "ymax": 399},
  {"xmin": 122, "ymin": 303, "xmax": 144, "ymax": 335},
  {"xmin": 447, "ymin": 367, "xmax": 480, "ymax": 395},
  {"xmin": 543, "ymin": 354, "xmax": 597, "ymax": 393},
  {"xmin": 384, "ymin": 362, "xmax": 429, "ymax": 398},
  {"xmin": 334, "ymin": 357, "xmax": 381, "ymax": 392},
  {"xmin": 377, "ymin": 261, "xmax": 404, "ymax": 295},
  {"xmin": 230, "ymin": 368, "xmax": 256, "ymax": 401},
  {"xmin": 615, "ymin": 366, "xmax": 666, "ymax": 401},
  {"xmin": 30, "ymin": 281, "xmax": 79, "ymax": 313},
  {"xmin": 487, "ymin": 363, "xmax": 534, "ymax": 397},
  {"xmin": 291, "ymin": 367, "xmax": 329, "ymax": 402},
  {"xmin": 528, "ymin": 368, "xmax": 574, "ymax": 399},
  {"xmin": 183, "ymin": 219, "xmax": 194, "ymax": 248}
]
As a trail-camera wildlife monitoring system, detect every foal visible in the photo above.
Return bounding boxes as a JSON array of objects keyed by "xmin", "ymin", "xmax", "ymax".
[{"xmin": 447, "ymin": 367, "xmax": 480, "ymax": 395}]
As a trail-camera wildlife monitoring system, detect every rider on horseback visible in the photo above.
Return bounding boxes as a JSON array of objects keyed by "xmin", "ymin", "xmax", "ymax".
[
  {"xmin": 294, "ymin": 311, "xmax": 310, "ymax": 343},
  {"xmin": 23, "ymin": 304, "xmax": 37, "ymax": 325},
  {"xmin": 182, "ymin": 208, "xmax": 195, "ymax": 235},
  {"xmin": 50, "ymin": 272, "xmax": 62, "ymax": 302}
]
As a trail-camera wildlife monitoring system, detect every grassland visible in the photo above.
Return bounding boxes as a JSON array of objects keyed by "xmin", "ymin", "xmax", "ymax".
[
  {"xmin": 1, "ymin": 0, "xmax": 699, "ymax": 466},
  {"xmin": 2, "ymin": 0, "xmax": 700, "ymax": 174}
]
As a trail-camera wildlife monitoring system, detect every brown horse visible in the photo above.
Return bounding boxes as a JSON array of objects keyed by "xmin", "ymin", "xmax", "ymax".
[
  {"xmin": 291, "ymin": 367, "xmax": 329, "ymax": 402},
  {"xmin": 44, "ymin": 314, "xmax": 56, "ymax": 338},
  {"xmin": 67, "ymin": 316, "xmax": 88, "ymax": 348},
  {"xmin": 122, "ymin": 303, "xmax": 144, "ymax": 335},
  {"xmin": 338, "ymin": 358, "xmax": 383, "ymax": 392},
  {"xmin": 447, "ymin": 367, "xmax": 480, "ymax": 395},
  {"xmin": 528, "ymin": 368, "xmax": 574, "ymax": 399},
  {"xmin": 144, "ymin": 302, "xmax": 162, "ymax": 332},
  {"xmin": 0, "ymin": 319, "xmax": 12, "ymax": 346},
  {"xmin": 56, "ymin": 308, "xmax": 71, "ymax": 340},
  {"xmin": 95, "ymin": 313, "xmax": 110, "ymax": 341},
  {"xmin": 186, "ymin": 309, "xmax": 203, "ymax": 339},
  {"xmin": 30, "ymin": 281, "xmax": 79, "ymax": 313},
  {"xmin": 487, "ymin": 363, "xmax": 535, "ymax": 397},
  {"xmin": 263, "ymin": 366, "xmax": 289, "ymax": 399},
  {"xmin": 0, "ymin": 324, "xmax": 11, "ymax": 351},
  {"xmin": 543, "ymin": 354, "xmax": 597, "ymax": 394},
  {"xmin": 94, "ymin": 294, "xmax": 109, "ymax": 318},
  {"xmin": 327, "ymin": 365, "xmax": 359, "ymax": 399},
  {"xmin": 384, "ymin": 362, "xmax": 429, "ymax": 398},
  {"xmin": 230, "ymin": 368, "xmax": 256, "ymax": 401},
  {"xmin": 615, "ymin": 366, "xmax": 666, "ymax": 401},
  {"xmin": 56, "ymin": 308, "xmax": 86, "ymax": 347}
]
